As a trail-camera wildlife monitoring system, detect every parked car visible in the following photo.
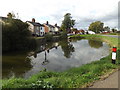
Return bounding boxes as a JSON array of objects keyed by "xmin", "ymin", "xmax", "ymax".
[
  {"xmin": 67, "ymin": 33, "xmax": 74, "ymax": 36},
  {"xmin": 102, "ymin": 31, "xmax": 110, "ymax": 34},
  {"xmin": 88, "ymin": 31, "xmax": 95, "ymax": 34}
]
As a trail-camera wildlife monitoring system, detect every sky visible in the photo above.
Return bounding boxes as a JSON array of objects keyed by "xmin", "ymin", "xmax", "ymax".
[{"xmin": 0, "ymin": 0, "xmax": 119, "ymax": 30}]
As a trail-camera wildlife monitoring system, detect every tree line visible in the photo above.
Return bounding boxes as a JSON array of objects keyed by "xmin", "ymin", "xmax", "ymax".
[{"xmin": 61, "ymin": 13, "xmax": 117, "ymax": 33}]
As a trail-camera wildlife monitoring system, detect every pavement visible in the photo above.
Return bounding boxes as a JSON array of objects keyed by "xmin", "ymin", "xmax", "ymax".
[{"xmin": 90, "ymin": 69, "xmax": 119, "ymax": 88}]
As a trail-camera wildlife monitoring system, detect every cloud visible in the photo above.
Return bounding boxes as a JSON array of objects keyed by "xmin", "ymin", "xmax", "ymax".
[{"xmin": 0, "ymin": 0, "xmax": 119, "ymax": 29}]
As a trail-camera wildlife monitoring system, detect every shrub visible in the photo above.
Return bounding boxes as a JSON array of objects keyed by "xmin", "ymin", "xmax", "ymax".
[
  {"xmin": 60, "ymin": 32, "xmax": 67, "ymax": 39},
  {"xmin": 44, "ymin": 33, "xmax": 53, "ymax": 41}
]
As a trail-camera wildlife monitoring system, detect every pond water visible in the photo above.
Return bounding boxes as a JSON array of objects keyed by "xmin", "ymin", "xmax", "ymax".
[{"xmin": 2, "ymin": 38, "xmax": 110, "ymax": 79}]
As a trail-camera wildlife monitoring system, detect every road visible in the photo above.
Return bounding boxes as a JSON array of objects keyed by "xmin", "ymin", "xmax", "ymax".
[
  {"xmin": 90, "ymin": 69, "xmax": 119, "ymax": 88},
  {"xmin": 101, "ymin": 35, "xmax": 119, "ymax": 38}
]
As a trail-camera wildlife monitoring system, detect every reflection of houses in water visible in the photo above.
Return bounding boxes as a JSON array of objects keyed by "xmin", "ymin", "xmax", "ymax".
[
  {"xmin": 68, "ymin": 37, "xmax": 72, "ymax": 42},
  {"xmin": 54, "ymin": 42, "xmax": 59, "ymax": 49},
  {"xmin": 36, "ymin": 42, "xmax": 59, "ymax": 53},
  {"xmin": 42, "ymin": 50, "xmax": 49, "ymax": 65},
  {"xmin": 27, "ymin": 42, "xmax": 59, "ymax": 65},
  {"xmin": 41, "ymin": 42, "xmax": 59, "ymax": 65}
]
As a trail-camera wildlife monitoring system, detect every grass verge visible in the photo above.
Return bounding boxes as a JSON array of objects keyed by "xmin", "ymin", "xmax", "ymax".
[{"xmin": 2, "ymin": 34, "xmax": 120, "ymax": 89}]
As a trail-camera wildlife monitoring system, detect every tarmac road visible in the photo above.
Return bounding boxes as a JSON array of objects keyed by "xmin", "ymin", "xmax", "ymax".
[{"xmin": 101, "ymin": 35, "xmax": 119, "ymax": 38}]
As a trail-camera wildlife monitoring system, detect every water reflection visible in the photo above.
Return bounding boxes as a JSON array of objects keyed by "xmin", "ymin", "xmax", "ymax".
[
  {"xmin": 2, "ymin": 38, "xmax": 109, "ymax": 79},
  {"xmin": 2, "ymin": 52, "xmax": 32, "ymax": 78},
  {"xmin": 88, "ymin": 40, "xmax": 103, "ymax": 48},
  {"xmin": 42, "ymin": 51, "xmax": 49, "ymax": 65},
  {"xmin": 59, "ymin": 39, "xmax": 75, "ymax": 58}
]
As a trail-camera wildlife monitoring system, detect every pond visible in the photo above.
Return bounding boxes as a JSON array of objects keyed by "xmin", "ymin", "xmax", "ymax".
[{"xmin": 2, "ymin": 38, "xmax": 110, "ymax": 79}]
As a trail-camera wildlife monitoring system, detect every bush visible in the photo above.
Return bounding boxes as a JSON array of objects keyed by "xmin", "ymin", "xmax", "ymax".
[
  {"xmin": 60, "ymin": 32, "xmax": 67, "ymax": 39},
  {"xmin": 44, "ymin": 33, "xmax": 53, "ymax": 41}
]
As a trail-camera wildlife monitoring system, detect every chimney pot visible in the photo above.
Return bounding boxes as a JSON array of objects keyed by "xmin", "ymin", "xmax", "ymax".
[
  {"xmin": 46, "ymin": 21, "xmax": 49, "ymax": 25},
  {"xmin": 32, "ymin": 18, "xmax": 35, "ymax": 22},
  {"xmin": 55, "ymin": 23, "xmax": 57, "ymax": 26}
]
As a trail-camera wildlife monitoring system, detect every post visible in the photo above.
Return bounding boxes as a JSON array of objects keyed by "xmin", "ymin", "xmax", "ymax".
[{"xmin": 112, "ymin": 47, "xmax": 117, "ymax": 64}]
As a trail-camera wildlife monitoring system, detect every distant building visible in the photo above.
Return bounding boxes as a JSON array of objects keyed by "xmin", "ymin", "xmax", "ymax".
[{"xmin": 78, "ymin": 29, "xmax": 85, "ymax": 34}]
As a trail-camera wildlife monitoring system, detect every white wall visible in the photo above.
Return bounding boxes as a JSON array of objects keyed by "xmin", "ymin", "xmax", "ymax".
[
  {"xmin": 55, "ymin": 27, "xmax": 59, "ymax": 32},
  {"xmin": 27, "ymin": 22, "xmax": 34, "ymax": 34}
]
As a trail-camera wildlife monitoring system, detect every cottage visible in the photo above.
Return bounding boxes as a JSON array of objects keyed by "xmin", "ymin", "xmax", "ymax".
[
  {"xmin": 26, "ymin": 18, "xmax": 45, "ymax": 36},
  {"xmin": 43, "ymin": 21, "xmax": 55, "ymax": 34}
]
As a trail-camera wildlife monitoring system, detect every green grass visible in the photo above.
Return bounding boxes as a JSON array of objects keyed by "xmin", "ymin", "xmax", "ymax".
[
  {"xmin": 35, "ymin": 36, "xmax": 60, "ymax": 40},
  {"xmin": 102, "ymin": 33, "xmax": 118, "ymax": 35},
  {"xmin": 70, "ymin": 34, "xmax": 118, "ymax": 49},
  {"xmin": 2, "ymin": 34, "xmax": 120, "ymax": 89},
  {"xmin": 35, "ymin": 37, "xmax": 44, "ymax": 40}
]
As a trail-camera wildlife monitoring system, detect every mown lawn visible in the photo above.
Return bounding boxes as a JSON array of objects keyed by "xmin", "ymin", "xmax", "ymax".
[{"xmin": 2, "ymin": 34, "xmax": 120, "ymax": 89}]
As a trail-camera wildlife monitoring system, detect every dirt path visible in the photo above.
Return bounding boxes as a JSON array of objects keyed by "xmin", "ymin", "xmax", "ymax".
[{"xmin": 90, "ymin": 69, "xmax": 119, "ymax": 88}]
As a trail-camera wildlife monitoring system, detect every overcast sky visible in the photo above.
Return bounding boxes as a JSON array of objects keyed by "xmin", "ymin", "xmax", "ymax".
[{"xmin": 0, "ymin": 0, "xmax": 119, "ymax": 29}]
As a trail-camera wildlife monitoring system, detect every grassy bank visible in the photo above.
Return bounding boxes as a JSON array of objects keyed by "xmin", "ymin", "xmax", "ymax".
[
  {"xmin": 70, "ymin": 34, "xmax": 118, "ymax": 49},
  {"xmin": 2, "ymin": 35, "xmax": 119, "ymax": 89}
]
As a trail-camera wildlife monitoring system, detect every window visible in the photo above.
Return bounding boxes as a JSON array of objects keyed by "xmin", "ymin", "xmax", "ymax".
[
  {"xmin": 37, "ymin": 27, "xmax": 39, "ymax": 30},
  {"xmin": 40, "ymin": 27, "xmax": 42, "ymax": 30}
]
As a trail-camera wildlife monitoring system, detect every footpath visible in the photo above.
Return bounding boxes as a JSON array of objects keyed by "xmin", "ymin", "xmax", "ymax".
[{"xmin": 90, "ymin": 69, "xmax": 119, "ymax": 88}]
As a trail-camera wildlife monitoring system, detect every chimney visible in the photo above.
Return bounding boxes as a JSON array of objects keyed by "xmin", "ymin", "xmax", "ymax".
[
  {"xmin": 55, "ymin": 23, "xmax": 57, "ymax": 27},
  {"xmin": 32, "ymin": 18, "xmax": 35, "ymax": 22},
  {"xmin": 46, "ymin": 21, "xmax": 49, "ymax": 25}
]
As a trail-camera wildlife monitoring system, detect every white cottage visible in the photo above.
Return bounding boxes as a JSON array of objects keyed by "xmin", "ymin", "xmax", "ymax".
[{"xmin": 26, "ymin": 18, "xmax": 45, "ymax": 36}]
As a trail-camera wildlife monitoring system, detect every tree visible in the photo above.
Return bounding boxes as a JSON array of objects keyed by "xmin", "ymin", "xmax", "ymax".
[
  {"xmin": 2, "ymin": 18, "xmax": 37, "ymax": 52},
  {"xmin": 88, "ymin": 40, "xmax": 103, "ymax": 49},
  {"xmin": 88, "ymin": 21, "xmax": 104, "ymax": 33},
  {"xmin": 104, "ymin": 26, "xmax": 110, "ymax": 32},
  {"xmin": 61, "ymin": 13, "xmax": 75, "ymax": 33},
  {"xmin": 72, "ymin": 28, "xmax": 78, "ymax": 32},
  {"xmin": 7, "ymin": 12, "xmax": 15, "ymax": 19},
  {"xmin": 112, "ymin": 28, "xmax": 117, "ymax": 33},
  {"xmin": 59, "ymin": 39, "xmax": 75, "ymax": 58},
  {"xmin": 71, "ymin": 28, "xmax": 78, "ymax": 34}
]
